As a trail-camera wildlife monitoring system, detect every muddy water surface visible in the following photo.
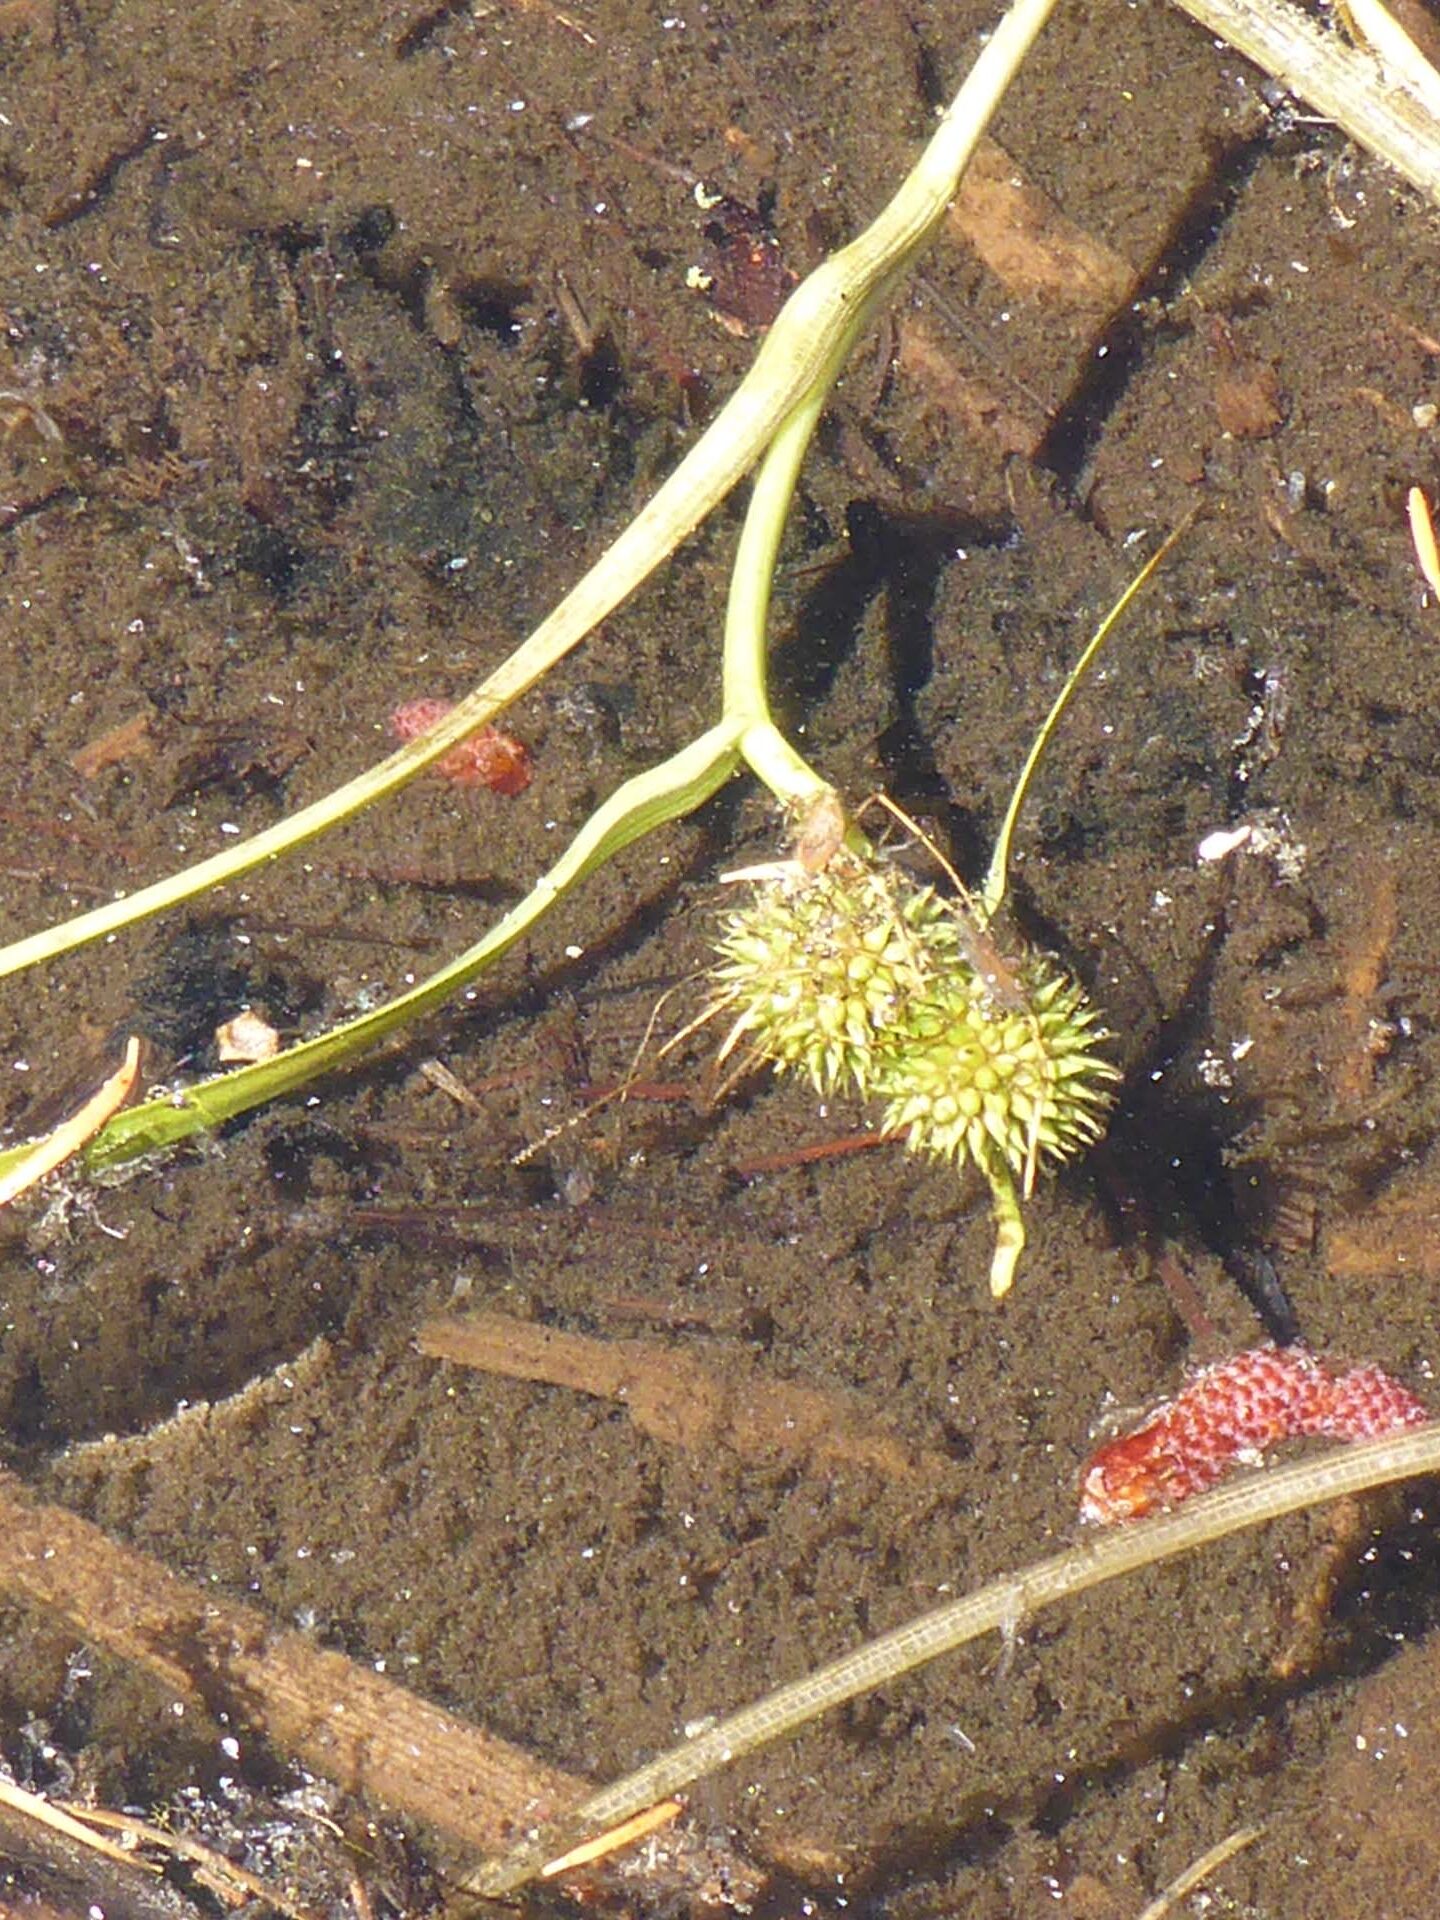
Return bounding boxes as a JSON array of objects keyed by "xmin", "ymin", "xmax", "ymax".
[{"xmin": 2, "ymin": 1, "xmax": 1440, "ymax": 1915}]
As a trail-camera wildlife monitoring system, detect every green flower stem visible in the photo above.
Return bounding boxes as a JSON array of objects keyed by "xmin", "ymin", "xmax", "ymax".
[
  {"xmin": 0, "ymin": 0, "xmax": 1062, "ymax": 988},
  {"xmin": 723, "ymin": 372, "xmax": 837, "ymax": 811},
  {"xmin": 981, "ymin": 516, "xmax": 1191, "ymax": 921},
  {"xmin": 0, "ymin": 719, "xmax": 744, "ymax": 1182},
  {"xmin": 985, "ymin": 1151, "xmax": 1025, "ymax": 1297},
  {"xmin": 465, "ymin": 1418, "xmax": 1440, "ymax": 1899}
]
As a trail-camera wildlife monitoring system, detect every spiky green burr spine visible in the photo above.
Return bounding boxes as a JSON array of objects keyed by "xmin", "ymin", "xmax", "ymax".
[
  {"xmin": 710, "ymin": 852, "xmax": 1118, "ymax": 1296},
  {"xmin": 874, "ymin": 966, "xmax": 1115, "ymax": 1177},
  {"xmin": 872, "ymin": 962, "xmax": 1118, "ymax": 1296},
  {"xmin": 711, "ymin": 855, "xmax": 959, "ymax": 1096}
]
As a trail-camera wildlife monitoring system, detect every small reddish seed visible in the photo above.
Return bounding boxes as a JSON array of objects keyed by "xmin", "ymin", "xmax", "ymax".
[
  {"xmin": 1080, "ymin": 1345, "xmax": 1429, "ymax": 1525},
  {"xmin": 389, "ymin": 698, "xmax": 533, "ymax": 797}
]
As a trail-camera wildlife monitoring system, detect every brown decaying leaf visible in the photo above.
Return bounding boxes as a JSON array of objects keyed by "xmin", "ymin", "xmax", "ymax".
[
  {"xmin": 945, "ymin": 137, "xmax": 1137, "ymax": 315},
  {"xmin": 1214, "ymin": 360, "xmax": 1286, "ymax": 439},
  {"xmin": 895, "ymin": 314, "xmax": 1047, "ymax": 457},
  {"xmin": 1209, "ymin": 315, "xmax": 1287, "ymax": 438},
  {"xmin": 1326, "ymin": 1173, "xmax": 1440, "ymax": 1282}
]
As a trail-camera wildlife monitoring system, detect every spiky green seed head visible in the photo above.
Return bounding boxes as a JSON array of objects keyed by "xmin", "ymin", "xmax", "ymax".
[
  {"xmin": 708, "ymin": 850, "xmax": 1119, "ymax": 1295},
  {"xmin": 873, "ymin": 962, "xmax": 1118, "ymax": 1183},
  {"xmin": 710, "ymin": 854, "xmax": 958, "ymax": 1096}
]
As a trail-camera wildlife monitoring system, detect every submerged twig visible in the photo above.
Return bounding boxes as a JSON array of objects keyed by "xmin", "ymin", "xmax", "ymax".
[
  {"xmin": 418, "ymin": 1311, "xmax": 955, "ymax": 1482},
  {"xmin": 61, "ymin": 1804, "xmax": 321, "ymax": 1920},
  {"xmin": 1135, "ymin": 1823, "xmax": 1262, "ymax": 1920},
  {"xmin": 0, "ymin": 1465, "xmax": 764, "ymax": 1906},
  {"xmin": 0, "ymin": 1775, "xmax": 156, "ymax": 1874},
  {"xmin": 1335, "ymin": 0, "xmax": 1440, "ymax": 120},
  {"xmin": 0, "ymin": 1468, "xmax": 578, "ymax": 1851}
]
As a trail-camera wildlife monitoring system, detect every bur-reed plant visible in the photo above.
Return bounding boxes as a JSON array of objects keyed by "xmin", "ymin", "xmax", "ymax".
[
  {"xmin": 0, "ymin": 0, "xmax": 1073, "ymax": 1224},
  {"xmin": 0, "ymin": 0, "xmax": 1437, "ymax": 1281}
]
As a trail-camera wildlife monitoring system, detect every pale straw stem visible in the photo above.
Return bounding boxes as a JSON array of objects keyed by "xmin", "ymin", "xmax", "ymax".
[
  {"xmin": 1172, "ymin": 0, "xmax": 1440, "ymax": 202},
  {"xmin": 466, "ymin": 1422, "xmax": 1440, "ymax": 1898}
]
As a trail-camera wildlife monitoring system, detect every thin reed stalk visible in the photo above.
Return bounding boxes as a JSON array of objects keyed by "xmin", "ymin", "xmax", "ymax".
[{"xmin": 466, "ymin": 1423, "xmax": 1440, "ymax": 1897}]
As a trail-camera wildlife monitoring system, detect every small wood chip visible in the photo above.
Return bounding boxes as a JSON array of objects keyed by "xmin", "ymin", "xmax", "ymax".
[{"xmin": 70, "ymin": 712, "xmax": 154, "ymax": 779}]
